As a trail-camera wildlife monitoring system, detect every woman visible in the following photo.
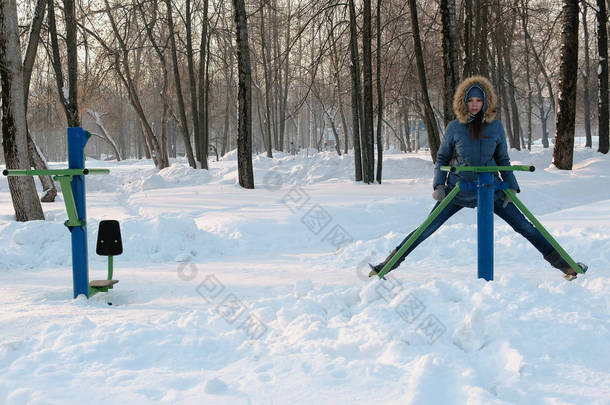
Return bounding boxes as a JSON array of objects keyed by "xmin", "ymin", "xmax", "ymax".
[{"xmin": 369, "ymin": 76, "xmax": 585, "ymax": 280}]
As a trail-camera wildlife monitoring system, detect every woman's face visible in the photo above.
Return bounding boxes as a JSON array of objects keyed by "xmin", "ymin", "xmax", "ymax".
[{"xmin": 467, "ymin": 97, "xmax": 484, "ymax": 115}]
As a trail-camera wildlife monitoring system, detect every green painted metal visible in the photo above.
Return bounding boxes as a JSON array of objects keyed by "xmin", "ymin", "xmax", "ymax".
[
  {"xmin": 3, "ymin": 168, "xmax": 109, "ymax": 227},
  {"xmin": 377, "ymin": 184, "xmax": 462, "ymax": 279},
  {"xmin": 88, "ymin": 256, "xmax": 116, "ymax": 296},
  {"xmin": 3, "ymin": 168, "xmax": 109, "ymax": 176},
  {"xmin": 108, "ymin": 256, "xmax": 114, "ymax": 280},
  {"xmin": 440, "ymin": 165, "xmax": 534, "ymax": 173},
  {"xmin": 503, "ymin": 189, "xmax": 584, "ymax": 274},
  {"xmin": 55, "ymin": 176, "xmax": 84, "ymax": 227}
]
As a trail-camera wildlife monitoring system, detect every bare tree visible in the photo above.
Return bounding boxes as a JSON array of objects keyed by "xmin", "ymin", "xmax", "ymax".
[
  {"xmin": 375, "ymin": 0, "xmax": 383, "ymax": 183},
  {"xmin": 520, "ymin": 0, "xmax": 534, "ymax": 150},
  {"xmin": 597, "ymin": 0, "xmax": 609, "ymax": 154},
  {"xmin": 102, "ymin": 0, "xmax": 169, "ymax": 169},
  {"xmin": 440, "ymin": 0, "xmax": 459, "ymax": 125},
  {"xmin": 362, "ymin": 0, "xmax": 375, "ymax": 183},
  {"xmin": 407, "ymin": 0, "xmax": 440, "ymax": 162},
  {"xmin": 22, "ymin": 0, "xmax": 57, "ymax": 202},
  {"xmin": 259, "ymin": 2, "xmax": 274, "ymax": 158},
  {"xmin": 47, "ymin": 0, "xmax": 80, "ymax": 127},
  {"xmin": 86, "ymin": 110, "xmax": 122, "ymax": 160},
  {"xmin": 197, "ymin": 0, "xmax": 211, "ymax": 168},
  {"xmin": 165, "ymin": 0, "xmax": 197, "ymax": 168},
  {"xmin": 553, "ymin": 0, "xmax": 579, "ymax": 169},
  {"xmin": 581, "ymin": 0, "xmax": 592, "ymax": 148},
  {"xmin": 348, "ymin": 0, "xmax": 364, "ymax": 181},
  {"xmin": 233, "ymin": 0, "xmax": 255, "ymax": 188},
  {"xmin": 0, "ymin": 0, "xmax": 45, "ymax": 221}
]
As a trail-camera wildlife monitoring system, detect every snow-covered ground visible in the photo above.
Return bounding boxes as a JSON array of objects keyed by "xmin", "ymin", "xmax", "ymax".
[{"xmin": 1, "ymin": 144, "xmax": 609, "ymax": 404}]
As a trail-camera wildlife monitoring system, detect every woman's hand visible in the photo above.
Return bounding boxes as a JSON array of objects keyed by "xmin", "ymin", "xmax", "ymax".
[
  {"xmin": 502, "ymin": 189, "xmax": 517, "ymax": 208},
  {"xmin": 432, "ymin": 186, "xmax": 446, "ymax": 201}
]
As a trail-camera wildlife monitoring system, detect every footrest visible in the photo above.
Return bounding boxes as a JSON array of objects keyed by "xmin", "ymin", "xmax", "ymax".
[{"xmin": 89, "ymin": 279, "xmax": 119, "ymax": 288}]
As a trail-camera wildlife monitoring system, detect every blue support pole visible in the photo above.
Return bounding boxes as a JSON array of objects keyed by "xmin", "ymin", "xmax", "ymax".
[
  {"xmin": 477, "ymin": 172, "xmax": 494, "ymax": 281},
  {"xmin": 67, "ymin": 127, "xmax": 90, "ymax": 298}
]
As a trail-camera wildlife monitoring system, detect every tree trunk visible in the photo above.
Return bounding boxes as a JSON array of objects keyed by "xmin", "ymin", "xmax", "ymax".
[
  {"xmin": 376, "ymin": 0, "xmax": 383, "ymax": 183},
  {"xmin": 504, "ymin": 44, "xmax": 522, "ymax": 150},
  {"xmin": 185, "ymin": 0, "xmax": 201, "ymax": 164},
  {"xmin": 597, "ymin": 0, "xmax": 609, "ymax": 153},
  {"xmin": 553, "ymin": 0, "xmax": 579, "ymax": 169},
  {"xmin": 198, "ymin": 0, "xmax": 211, "ymax": 168},
  {"xmin": 22, "ymin": 0, "xmax": 46, "ymax": 105},
  {"xmin": 362, "ymin": 0, "xmax": 375, "ymax": 183},
  {"xmin": 348, "ymin": 0, "xmax": 364, "ymax": 181},
  {"xmin": 0, "ymin": 0, "xmax": 45, "ymax": 221},
  {"xmin": 233, "ymin": 0, "xmax": 255, "ymax": 188},
  {"xmin": 441, "ymin": 0, "xmax": 460, "ymax": 126},
  {"xmin": 260, "ymin": 4, "xmax": 274, "ymax": 158},
  {"xmin": 581, "ymin": 1, "xmax": 592, "ymax": 148},
  {"xmin": 407, "ymin": 0, "xmax": 441, "ymax": 162},
  {"xmin": 47, "ymin": 0, "xmax": 79, "ymax": 126},
  {"xmin": 87, "ymin": 110, "xmax": 122, "ymax": 160},
  {"xmin": 278, "ymin": 0, "xmax": 292, "ymax": 153},
  {"xmin": 135, "ymin": 0, "xmax": 170, "ymax": 168},
  {"xmin": 329, "ymin": 19, "xmax": 350, "ymax": 155},
  {"xmin": 520, "ymin": 0, "xmax": 533, "ymax": 150},
  {"xmin": 64, "ymin": 0, "xmax": 79, "ymax": 126},
  {"xmin": 23, "ymin": 0, "xmax": 56, "ymax": 201},
  {"xmin": 165, "ymin": 0, "xmax": 197, "ymax": 168},
  {"xmin": 536, "ymin": 76, "xmax": 550, "ymax": 148},
  {"xmin": 463, "ymin": 0, "xmax": 473, "ymax": 77},
  {"xmin": 27, "ymin": 131, "xmax": 57, "ymax": 202},
  {"xmin": 402, "ymin": 100, "xmax": 412, "ymax": 152}
]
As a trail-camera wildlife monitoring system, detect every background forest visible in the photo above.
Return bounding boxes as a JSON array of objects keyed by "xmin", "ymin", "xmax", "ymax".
[{"xmin": 2, "ymin": 0, "xmax": 609, "ymax": 180}]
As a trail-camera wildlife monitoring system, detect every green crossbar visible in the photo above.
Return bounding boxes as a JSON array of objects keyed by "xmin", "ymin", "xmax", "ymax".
[
  {"xmin": 440, "ymin": 165, "xmax": 535, "ymax": 173},
  {"xmin": 503, "ymin": 189, "xmax": 584, "ymax": 274},
  {"xmin": 3, "ymin": 168, "xmax": 110, "ymax": 176},
  {"xmin": 3, "ymin": 168, "xmax": 109, "ymax": 228},
  {"xmin": 377, "ymin": 184, "xmax": 462, "ymax": 279}
]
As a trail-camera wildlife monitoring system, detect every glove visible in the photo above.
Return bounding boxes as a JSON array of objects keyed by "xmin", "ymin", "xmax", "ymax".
[
  {"xmin": 432, "ymin": 186, "xmax": 446, "ymax": 201},
  {"xmin": 502, "ymin": 189, "xmax": 517, "ymax": 208}
]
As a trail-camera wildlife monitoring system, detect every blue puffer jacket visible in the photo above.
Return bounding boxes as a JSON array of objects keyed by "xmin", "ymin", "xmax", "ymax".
[{"xmin": 433, "ymin": 119, "xmax": 520, "ymax": 208}]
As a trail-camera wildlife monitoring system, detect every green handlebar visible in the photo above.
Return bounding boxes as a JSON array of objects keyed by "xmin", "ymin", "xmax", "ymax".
[
  {"xmin": 3, "ymin": 168, "xmax": 110, "ymax": 176},
  {"xmin": 440, "ymin": 165, "xmax": 535, "ymax": 173}
]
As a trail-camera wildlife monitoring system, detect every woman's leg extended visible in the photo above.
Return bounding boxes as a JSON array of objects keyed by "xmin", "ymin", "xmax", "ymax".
[
  {"xmin": 396, "ymin": 201, "xmax": 463, "ymax": 255},
  {"xmin": 493, "ymin": 199, "xmax": 554, "ymax": 256},
  {"xmin": 370, "ymin": 201, "xmax": 463, "ymax": 275},
  {"xmin": 493, "ymin": 199, "xmax": 580, "ymax": 277}
]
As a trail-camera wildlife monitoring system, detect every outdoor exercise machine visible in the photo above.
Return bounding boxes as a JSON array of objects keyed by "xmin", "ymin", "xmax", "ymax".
[
  {"xmin": 2, "ymin": 127, "xmax": 123, "ymax": 298},
  {"xmin": 375, "ymin": 165, "xmax": 587, "ymax": 281}
]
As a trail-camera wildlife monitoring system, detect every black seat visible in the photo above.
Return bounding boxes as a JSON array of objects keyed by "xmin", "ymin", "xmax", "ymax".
[{"xmin": 96, "ymin": 220, "xmax": 123, "ymax": 256}]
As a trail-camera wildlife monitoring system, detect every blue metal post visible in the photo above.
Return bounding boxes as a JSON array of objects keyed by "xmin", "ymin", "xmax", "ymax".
[
  {"xmin": 67, "ymin": 127, "xmax": 90, "ymax": 298},
  {"xmin": 477, "ymin": 172, "xmax": 494, "ymax": 281}
]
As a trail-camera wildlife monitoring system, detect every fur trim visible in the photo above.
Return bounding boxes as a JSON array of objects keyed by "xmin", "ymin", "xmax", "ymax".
[{"xmin": 453, "ymin": 75, "xmax": 498, "ymax": 124}]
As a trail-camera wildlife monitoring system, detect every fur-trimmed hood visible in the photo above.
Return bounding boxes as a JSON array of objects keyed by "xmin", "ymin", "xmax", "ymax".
[{"xmin": 453, "ymin": 75, "xmax": 498, "ymax": 124}]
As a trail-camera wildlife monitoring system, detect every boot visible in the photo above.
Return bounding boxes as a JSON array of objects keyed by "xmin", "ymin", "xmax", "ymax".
[
  {"xmin": 543, "ymin": 250, "xmax": 587, "ymax": 281},
  {"xmin": 368, "ymin": 248, "xmax": 406, "ymax": 278}
]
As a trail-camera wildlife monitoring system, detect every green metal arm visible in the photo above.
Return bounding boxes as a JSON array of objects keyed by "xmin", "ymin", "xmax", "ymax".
[
  {"xmin": 377, "ymin": 184, "xmax": 462, "ymax": 279},
  {"xmin": 3, "ymin": 168, "xmax": 110, "ymax": 176},
  {"xmin": 3, "ymin": 168, "xmax": 109, "ymax": 228},
  {"xmin": 503, "ymin": 189, "xmax": 584, "ymax": 274},
  {"xmin": 440, "ymin": 165, "xmax": 535, "ymax": 173}
]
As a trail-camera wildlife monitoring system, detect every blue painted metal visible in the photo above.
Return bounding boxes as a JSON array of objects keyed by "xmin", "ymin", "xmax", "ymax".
[
  {"xmin": 67, "ymin": 127, "xmax": 91, "ymax": 298},
  {"xmin": 477, "ymin": 172, "xmax": 495, "ymax": 281}
]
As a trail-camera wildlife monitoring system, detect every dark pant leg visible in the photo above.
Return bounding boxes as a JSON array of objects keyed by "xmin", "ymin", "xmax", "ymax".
[
  {"xmin": 493, "ymin": 198, "xmax": 554, "ymax": 257},
  {"xmin": 395, "ymin": 201, "xmax": 464, "ymax": 257}
]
